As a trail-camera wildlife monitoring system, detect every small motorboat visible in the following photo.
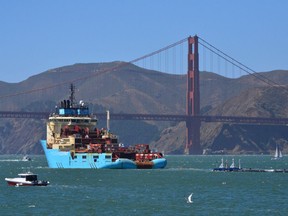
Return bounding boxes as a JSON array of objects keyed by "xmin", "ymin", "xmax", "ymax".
[
  {"xmin": 22, "ymin": 155, "xmax": 31, "ymax": 161},
  {"xmin": 5, "ymin": 172, "xmax": 49, "ymax": 186}
]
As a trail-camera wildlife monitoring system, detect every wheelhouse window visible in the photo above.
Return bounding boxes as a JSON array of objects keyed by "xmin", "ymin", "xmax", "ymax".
[{"xmin": 25, "ymin": 175, "xmax": 37, "ymax": 181}]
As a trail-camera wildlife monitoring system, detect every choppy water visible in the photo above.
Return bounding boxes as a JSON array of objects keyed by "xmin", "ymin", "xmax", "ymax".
[{"xmin": 1, "ymin": 155, "xmax": 288, "ymax": 216}]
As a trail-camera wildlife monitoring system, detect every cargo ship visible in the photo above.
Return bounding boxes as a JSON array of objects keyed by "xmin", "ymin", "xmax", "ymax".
[{"xmin": 40, "ymin": 84, "xmax": 167, "ymax": 169}]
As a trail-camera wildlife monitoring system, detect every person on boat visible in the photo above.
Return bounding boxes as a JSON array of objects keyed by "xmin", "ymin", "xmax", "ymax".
[
  {"xmin": 64, "ymin": 126, "xmax": 69, "ymax": 137},
  {"xmin": 74, "ymin": 125, "xmax": 80, "ymax": 133},
  {"xmin": 95, "ymin": 128, "xmax": 100, "ymax": 137},
  {"xmin": 85, "ymin": 127, "xmax": 89, "ymax": 135}
]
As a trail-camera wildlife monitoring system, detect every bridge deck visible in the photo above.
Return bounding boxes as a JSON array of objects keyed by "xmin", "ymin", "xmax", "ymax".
[{"xmin": 1, "ymin": 111, "xmax": 288, "ymax": 125}]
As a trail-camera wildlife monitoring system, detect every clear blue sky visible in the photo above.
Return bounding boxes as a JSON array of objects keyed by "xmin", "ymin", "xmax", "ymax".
[{"xmin": 0, "ymin": 0, "xmax": 287, "ymax": 83}]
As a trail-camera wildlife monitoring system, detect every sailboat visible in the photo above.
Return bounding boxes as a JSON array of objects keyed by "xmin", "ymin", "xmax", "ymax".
[{"xmin": 271, "ymin": 144, "xmax": 283, "ymax": 160}]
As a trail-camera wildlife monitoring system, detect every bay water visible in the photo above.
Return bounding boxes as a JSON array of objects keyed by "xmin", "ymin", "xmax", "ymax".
[{"xmin": 0, "ymin": 155, "xmax": 287, "ymax": 215}]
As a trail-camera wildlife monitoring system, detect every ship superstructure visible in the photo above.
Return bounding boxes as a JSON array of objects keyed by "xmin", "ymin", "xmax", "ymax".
[{"xmin": 41, "ymin": 84, "xmax": 167, "ymax": 169}]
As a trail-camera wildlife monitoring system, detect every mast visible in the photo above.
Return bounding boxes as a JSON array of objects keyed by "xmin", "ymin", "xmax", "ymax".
[
  {"xmin": 107, "ymin": 110, "xmax": 110, "ymax": 132},
  {"xmin": 69, "ymin": 83, "xmax": 76, "ymax": 108}
]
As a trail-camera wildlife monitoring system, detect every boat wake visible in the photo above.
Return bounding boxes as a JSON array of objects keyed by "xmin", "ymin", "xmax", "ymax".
[
  {"xmin": 0, "ymin": 159, "xmax": 22, "ymax": 162},
  {"xmin": 165, "ymin": 167, "xmax": 210, "ymax": 172}
]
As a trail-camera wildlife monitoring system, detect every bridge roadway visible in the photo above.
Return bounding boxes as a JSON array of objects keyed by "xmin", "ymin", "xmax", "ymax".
[{"xmin": 1, "ymin": 111, "xmax": 288, "ymax": 125}]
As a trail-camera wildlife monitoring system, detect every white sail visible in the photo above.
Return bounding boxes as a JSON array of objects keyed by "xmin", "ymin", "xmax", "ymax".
[
  {"xmin": 230, "ymin": 158, "xmax": 235, "ymax": 168},
  {"xmin": 272, "ymin": 144, "xmax": 283, "ymax": 159},
  {"xmin": 274, "ymin": 145, "xmax": 279, "ymax": 158},
  {"xmin": 219, "ymin": 158, "xmax": 224, "ymax": 168},
  {"xmin": 187, "ymin": 193, "xmax": 193, "ymax": 203},
  {"xmin": 238, "ymin": 159, "xmax": 241, "ymax": 169}
]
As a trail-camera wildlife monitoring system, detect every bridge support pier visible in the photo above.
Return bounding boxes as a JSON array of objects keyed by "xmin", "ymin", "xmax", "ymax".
[
  {"xmin": 184, "ymin": 35, "xmax": 202, "ymax": 155},
  {"xmin": 185, "ymin": 118, "xmax": 201, "ymax": 155}
]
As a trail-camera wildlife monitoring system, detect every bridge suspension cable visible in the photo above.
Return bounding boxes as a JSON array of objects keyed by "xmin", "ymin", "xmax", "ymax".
[
  {"xmin": 0, "ymin": 37, "xmax": 188, "ymax": 100},
  {"xmin": 198, "ymin": 36, "xmax": 287, "ymax": 90}
]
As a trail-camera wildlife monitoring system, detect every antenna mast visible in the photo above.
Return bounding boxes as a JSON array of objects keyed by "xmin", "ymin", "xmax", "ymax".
[{"xmin": 69, "ymin": 83, "xmax": 76, "ymax": 107}]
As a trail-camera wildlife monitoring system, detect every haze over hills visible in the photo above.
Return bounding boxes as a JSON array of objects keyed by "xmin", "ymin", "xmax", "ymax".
[{"xmin": 0, "ymin": 62, "xmax": 288, "ymax": 155}]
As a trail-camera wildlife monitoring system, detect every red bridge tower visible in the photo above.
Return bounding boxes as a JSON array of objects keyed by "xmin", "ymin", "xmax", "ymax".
[{"xmin": 185, "ymin": 35, "xmax": 202, "ymax": 154}]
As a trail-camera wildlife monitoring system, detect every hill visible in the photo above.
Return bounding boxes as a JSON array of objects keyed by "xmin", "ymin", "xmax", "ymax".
[{"xmin": 0, "ymin": 62, "xmax": 288, "ymax": 155}]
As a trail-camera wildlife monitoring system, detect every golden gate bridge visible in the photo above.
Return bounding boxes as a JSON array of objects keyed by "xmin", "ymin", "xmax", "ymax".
[{"xmin": 0, "ymin": 35, "xmax": 287, "ymax": 154}]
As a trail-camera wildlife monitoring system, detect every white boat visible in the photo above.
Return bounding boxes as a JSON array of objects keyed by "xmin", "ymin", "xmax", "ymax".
[
  {"xmin": 22, "ymin": 155, "xmax": 31, "ymax": 161},
  {"xmin": 5, "ymin": 172, "xmax": 49, "ymax": 186},
  {"xmin": 271, "ymin": 144, "xmax": 283, "ymax": 160}
]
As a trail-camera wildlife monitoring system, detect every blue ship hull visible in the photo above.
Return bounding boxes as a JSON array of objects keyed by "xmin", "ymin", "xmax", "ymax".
[{"xmin": 40, "ymin": 140, "xmax": 167, "ymax": 169}]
